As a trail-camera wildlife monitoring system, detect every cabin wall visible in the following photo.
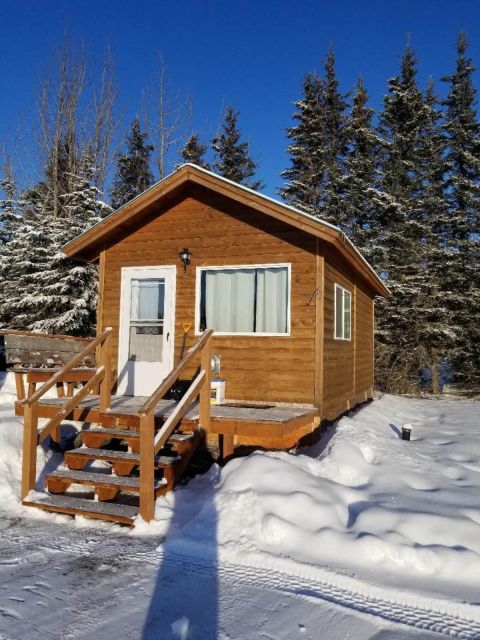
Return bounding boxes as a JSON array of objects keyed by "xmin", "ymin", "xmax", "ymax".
[
  {"xmin": 320, "ymin": 242, "xmax": 375, "ymax": 420},
  {"xmin": 100, "ymin": 185, "xmax": 318, "ymax": 404}
]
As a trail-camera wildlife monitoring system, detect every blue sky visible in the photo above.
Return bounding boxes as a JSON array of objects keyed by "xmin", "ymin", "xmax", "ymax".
[{"xmin": 1, "ymin": 0, "xmax": 479, "ymax": 197}]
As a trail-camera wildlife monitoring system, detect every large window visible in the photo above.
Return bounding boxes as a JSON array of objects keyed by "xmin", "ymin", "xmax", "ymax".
[
  {"xmin": 197, "ymin": 264, "xmax": 290, "ymax": 335},
  {"xmin": 334, "ymin": 283, "xmax": 352, "ymax": 340}
]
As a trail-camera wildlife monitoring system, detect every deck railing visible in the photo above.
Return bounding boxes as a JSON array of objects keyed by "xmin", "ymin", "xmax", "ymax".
[
  {"xmin": 137, "ymin": 329, "xmax": 213, "ymax": 522},
  {"xmin": 20, "ymin": 327, "xmax": 113, "ymax": 500}
]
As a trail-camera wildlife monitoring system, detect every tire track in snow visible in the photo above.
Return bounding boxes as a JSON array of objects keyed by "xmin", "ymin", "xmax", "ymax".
[
  {"xmin": 3, "ymin": 517, "xmax": 480, "ymax": 638},
  {"xmin": 158, "ymin": 547, "xmax": 480, "ymax": 640}
]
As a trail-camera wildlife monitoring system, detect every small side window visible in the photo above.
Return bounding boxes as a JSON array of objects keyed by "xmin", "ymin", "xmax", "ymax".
[{"xmin": 334, "ymin": 284, "xmax": 352, "ymax": 340}]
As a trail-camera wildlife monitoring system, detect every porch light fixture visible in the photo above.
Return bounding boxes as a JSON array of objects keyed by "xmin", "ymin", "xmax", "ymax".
[{"xmin": 178, "ymin": 248, "xmax": 192, "ymax": 272}]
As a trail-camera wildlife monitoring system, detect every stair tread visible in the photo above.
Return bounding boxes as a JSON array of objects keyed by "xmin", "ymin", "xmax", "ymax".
[
  {"xmin": 23, "ymin": 494, "xmax": 138, "ymax": 524},
  {"xmin": 168, "ymin": 432, "xmax": 194, "ymax": 442},
  {"xmin": 81, "ymin": 427, "xmax": 194, "ymax": 442},
  {"xmin": 82, "ymin": 427, "xmax": 140, "ymax": 438},
  {"xmin": 66, "ymin": 447, "xmax": 181, "ymax": 466},
  {"xmin": 47, "ymin": 469, "xmax": 166, "ymax": 489}
]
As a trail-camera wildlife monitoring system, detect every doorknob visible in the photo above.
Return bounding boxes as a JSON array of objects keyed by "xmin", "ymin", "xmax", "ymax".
[{"xmin": 166, "ymin": 332, "xmax": 170, "ymax": 341}]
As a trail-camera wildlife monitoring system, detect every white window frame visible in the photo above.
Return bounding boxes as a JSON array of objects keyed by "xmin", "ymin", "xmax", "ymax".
[
  {"xmin": 334, "ymin": 283, "xmax": 352, "ymax": 341},
  {"xmin": 195, "ymin": 263, "xmax": 292, "ymax": 337}
]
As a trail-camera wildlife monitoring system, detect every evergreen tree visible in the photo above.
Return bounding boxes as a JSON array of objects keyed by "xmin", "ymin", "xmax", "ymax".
[
  {"xmin": 110, "ymin": 117, "xmax": 154, "ymax": 209},
  {"xmin": 281, "ymin": 47, "xmax": 348, "ymax": 225},
  {"xmin": 442, "ymin": 32, "xmax": 480, "ymax": 385},
  {"xmin": 415, "ymin": 80, "xmax": 459, "ymax": 392},
  {"xmin": 280, "ymin": 73, "xmax": 324, "ymax": 214},
  {"xmin": 341, "ymin": 78, "xmax": 383, "ymax": 263},
  {"xmin": 211, "ymin": 106, "xmax": 263, "ymax": 189},
  {"xmin": 179, "ymin": 134, "xmax": 210, "ymax": 169},
  {"xmin": 0, "ymin": 148, "xmax": 111, "ymax": 335},
  {"xmin": 0, "ymin": 170, "xmax": 22, "ymax": 248},
  {"xmin": 374, "ymin": 45, "xmax": 433, "ymax": 392}
]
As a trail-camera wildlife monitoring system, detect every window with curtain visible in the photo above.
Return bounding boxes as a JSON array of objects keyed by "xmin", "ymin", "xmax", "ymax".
[
  {"xmin": 198, "ymin": 265, "xmax": 290, "ymax": 335},
  {"xmin": 334, "ymin": 283, "xmax": 352, "ymax": 340},
  {"xmin": 129, "ymin": 278, "xmax": 165, "ymax": 361}
]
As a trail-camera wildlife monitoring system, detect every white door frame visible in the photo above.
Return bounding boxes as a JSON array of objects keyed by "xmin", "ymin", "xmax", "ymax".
[{"xmin": 117, "ymin": 265, "xmax": 176, "ymax": 396}]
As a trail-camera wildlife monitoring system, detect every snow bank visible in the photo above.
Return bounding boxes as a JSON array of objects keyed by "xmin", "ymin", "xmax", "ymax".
[
  {"xmin": 1, "ymin": 370, "xmax": 480, "ymax": 604},
  {"xmin": 148, "ymin": 394, "xmax": 480, "ymax": 602}
]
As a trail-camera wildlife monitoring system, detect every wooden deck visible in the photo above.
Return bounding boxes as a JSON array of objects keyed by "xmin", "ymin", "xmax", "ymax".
[{"xmin": 15, "ymin": 394, "xmax": 319, "ymax": 449}]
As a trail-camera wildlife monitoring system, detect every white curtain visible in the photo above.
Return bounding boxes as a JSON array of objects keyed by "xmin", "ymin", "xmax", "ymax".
[
  {"xmin": 204, "ymin": 267, "xmax": 288, "ymax": 334},
  {"xmin": 131, "ymin": 279, "xmax": 164, "ymax": 320},
  {"xmin": 256, "ymin": 267, "xmax": 288, "ymax": 333},
  {"xmin": 205, "ymin": 269, "xmax": 255, "ymax": 332},
  {"xmin": 129, "ymin": 278, "xmax": 165, "ymax": 361}
]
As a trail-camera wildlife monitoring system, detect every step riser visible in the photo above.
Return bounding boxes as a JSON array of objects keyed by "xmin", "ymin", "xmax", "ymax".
[
  {"xmin": 82, "ymin": 433, "xmax": 138, "ymax": 451},
  {"xmin": 47, "ymin": 477, "xmax": 138, "ymax": 498}
]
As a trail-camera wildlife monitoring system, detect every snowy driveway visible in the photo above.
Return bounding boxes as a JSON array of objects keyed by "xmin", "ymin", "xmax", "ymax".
[{"xmin": 1, "ymin": 374, "xmax": 480, "ymax": 638}]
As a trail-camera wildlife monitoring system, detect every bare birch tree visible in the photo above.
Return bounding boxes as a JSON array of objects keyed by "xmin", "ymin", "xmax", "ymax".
[{"xmin": 144, "ymin": 55, "xmax": 192, "ymax": 179}]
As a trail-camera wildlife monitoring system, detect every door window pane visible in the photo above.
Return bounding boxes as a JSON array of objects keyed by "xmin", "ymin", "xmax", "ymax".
[{"xmin": 129, "ymin": 278, "xmax": 165, "ymax": 361}]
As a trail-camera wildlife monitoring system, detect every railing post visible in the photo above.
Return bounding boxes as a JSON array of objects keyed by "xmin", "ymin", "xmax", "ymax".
[
  {"xmin": 99, "ymin": 328, "xmax": 112, "ymax": 411},
  {"xmin": 139, "ymin": 413, "xmax": 155, "ymax": 522},
  {"xmin": 21, "ymin": 403, "xmax": 38, "ymax": 500},
  {"xmin": 14, "ymin": 370, "xmax": 25, "ymax": 401},
  {"xmin": 199, "ymin": 334, "xmax": 211, "ymax": 432}
]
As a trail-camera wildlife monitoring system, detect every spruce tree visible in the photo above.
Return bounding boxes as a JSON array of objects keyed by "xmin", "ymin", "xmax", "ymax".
[
  {"xmin": 110, "ymin": 117, "xmax": 154, "ymax": 209},
  {"xmin": 341, "ymin": 78, "xmax": 383, "ymax": 264},
  {"xmin": 0, "ymin": 171, "xmax": 22, "ymax": 248},
  {"xmin": 415, "ymin": 81, "xmax": 458, "ymax": 392},
  {"xmin": 0, "ymin": 148, "xmax": 111, "ymax": 335},
  {"xmin": 280, "ymin": 73, "xmax": 324, "ymax": 214},
  {"xmin": 375, "ymin": 45, "xmax": 433, "ymax": 392},
  {"xmin": 179, "ymin": 134, "xmax": 210, "ymax": 169},
  {"xmin": 281, "ymin": 47, "xmax": 348, "ymax": 225},
  {"xmin": 211, "ymin": 106, "xmax": 263, "ymax": 190},
  {"xmin": 442, "ymin": 32, "xmax": 480, "ymax": 385}
]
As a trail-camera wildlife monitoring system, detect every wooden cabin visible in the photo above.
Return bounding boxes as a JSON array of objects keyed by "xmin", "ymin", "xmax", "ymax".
[
  {"xmin": 63, "ymin": 163, "xmax": 388, "ymax": 418},
  {"xmin": 11, "ymin": 164, "xmax": 388, "ymax": 525}
]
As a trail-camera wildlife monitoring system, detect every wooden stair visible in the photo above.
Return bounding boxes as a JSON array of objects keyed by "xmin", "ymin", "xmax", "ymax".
[
  {"xmin": 19, "ymin": 328, "xmax": 214, "ymax": 526},
  {"xmin": 22, "ymin": 420, "xmax": 204, "ymax": 526}
]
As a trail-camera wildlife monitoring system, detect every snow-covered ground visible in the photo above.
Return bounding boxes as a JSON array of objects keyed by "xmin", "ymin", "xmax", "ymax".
[{"xmin": 1, "ymin": 371, "xmax": 480, "ymax": 639}]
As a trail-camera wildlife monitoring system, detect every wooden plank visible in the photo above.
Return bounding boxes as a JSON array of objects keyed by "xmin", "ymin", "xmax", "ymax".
[
  {"xmin": 199, "ymin": 334, "xmax": 211, "ymax": 432},
  {"xmin": 22, "ymin": 494, "xmax": 137, "ymax": 525},
  {"xmin": 153, "ymin": 370, "xmax": 206, "ymax": 455},
  {"xmin": 140, "ymin": 330, "xmax": 213, "ymax": 415},
  {"xmin": 14, "ymin": 372, "xmax": 25, "ymax": 401},
  {"xmin": 4, "ymin": 334, "xmax": 95, "ymax": 367},
  {"xmin": 37, "ymin": 367, "xmax": 105, "ymax": 444},
  {"xmin": 314, "ymin": 243, "xmax": 324, "ymax": 411},
  {"xmin": 139, "ymin": 413, "xmax": 155, "ymax": 523},
  {"xmin": 21, "ymin": 403, "xmax": 38, "ymax": 499},
  {"xmin": 99, "ymin": 331, "xmax": 112, "ymax": 411},
  {"xmin": 23, "ymin": 328, "xmax": 112, "ymax": 407}
]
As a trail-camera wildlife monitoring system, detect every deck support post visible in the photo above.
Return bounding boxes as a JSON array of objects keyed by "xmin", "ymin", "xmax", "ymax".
[
  {"xmin": 21, "ymin": 403, "xmax": 38, "ymax": 499},
  {"xmin": 99, "ymin": 329, "xmax": 112, "ymax": 411},
  {"xmin": 139, "ymin": 413, "xmax": 155, "ymax": 523},
  {"xmin": 221, "ymin": 434, "xmax": 235, "ymax": 460},
  {"xmin": 199, "ymin": 335, "xmax": 211, "ymax": 433}
]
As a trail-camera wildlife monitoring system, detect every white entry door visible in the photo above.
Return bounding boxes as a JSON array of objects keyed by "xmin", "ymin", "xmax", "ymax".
[{"xmin": 118, "ymin": 266, "xmax": 176, "ymax": 396}]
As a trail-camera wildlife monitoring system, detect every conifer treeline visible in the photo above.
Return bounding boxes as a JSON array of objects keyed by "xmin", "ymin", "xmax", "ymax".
[
  {"xmin": 282, "ymin": 35, "xmax": 480, "ymax": 391},
  {"xmin": 0, "ymin": 34, "xmax": 478, "ymax": 392}
]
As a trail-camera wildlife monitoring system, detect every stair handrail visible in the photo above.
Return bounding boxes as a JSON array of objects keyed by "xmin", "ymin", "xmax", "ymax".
[
  {"xmin": 137, "ymin": 328, "xmax": 213, "ymax": 522},
  {"xmin": 23, "ymin": 327, "xmax": 113, "ymax": 408},
  {"xmin": 20, "ymin": 327, "xmax": 113, "ymax": 501},
  {"xmin": 139, "ymin": 329, "xmax": 213, "ymax": 415}
]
